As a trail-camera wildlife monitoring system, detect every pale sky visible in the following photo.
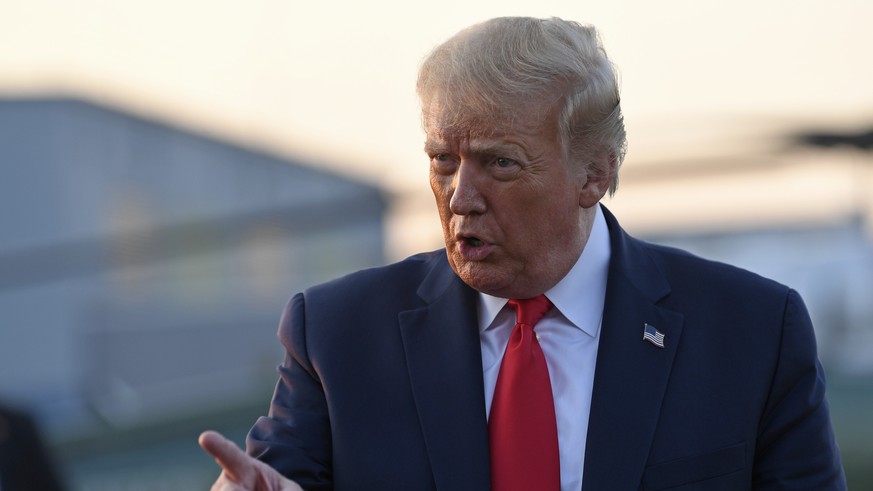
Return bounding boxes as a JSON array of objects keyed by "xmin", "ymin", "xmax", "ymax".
[{"xmin": 2, "ymin": 0, "xmax": 872, "ymax": 256}]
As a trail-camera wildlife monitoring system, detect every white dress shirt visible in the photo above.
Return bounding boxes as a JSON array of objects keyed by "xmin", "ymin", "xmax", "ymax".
[{"xmin": 479, "ymin": 205, "xmax": 611, "ymax": 491}]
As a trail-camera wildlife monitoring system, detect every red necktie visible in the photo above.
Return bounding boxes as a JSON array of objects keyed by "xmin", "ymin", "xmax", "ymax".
[{"xmin": 489, "ymin": 295, "xmax": 560, "ymax": 491}]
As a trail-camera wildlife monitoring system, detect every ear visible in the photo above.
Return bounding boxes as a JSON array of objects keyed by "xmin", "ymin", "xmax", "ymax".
[{"xmin": 578, "ymin": 152, "xmax": 615, "ymax": 208}]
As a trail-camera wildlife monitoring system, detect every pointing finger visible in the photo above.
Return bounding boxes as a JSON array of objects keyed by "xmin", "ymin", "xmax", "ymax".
[{"xmin": 199, "ymin": 430, "xmax": 254, "ymax": 483}]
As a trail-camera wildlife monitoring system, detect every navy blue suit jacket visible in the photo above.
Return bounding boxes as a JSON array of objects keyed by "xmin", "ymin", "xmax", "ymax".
[{"xmin": 247, "ymin": 207, "xmax": 846, "ymax": 490}]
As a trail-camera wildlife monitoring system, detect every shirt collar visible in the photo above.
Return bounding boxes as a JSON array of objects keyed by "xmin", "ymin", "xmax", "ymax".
[{"xmin": 477, "ymin": 205, "xmax": 611, "ymax": 338}]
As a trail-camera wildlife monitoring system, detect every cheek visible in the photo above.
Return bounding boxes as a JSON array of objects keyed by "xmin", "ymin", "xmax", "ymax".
[
  {"xmin": 429, "ymin": 172, "xmax": 447, "ymax": 195},
  {"xmin": 430, "ymin": 176, "xmax": 455, "ymax": 210},
  {"xmin": 504, "ymin": 192, "xmax": 576, "ymax": 238},
  {"xmin": 429, "ymin": 179, "xmax": 453, "ymax": 227}
]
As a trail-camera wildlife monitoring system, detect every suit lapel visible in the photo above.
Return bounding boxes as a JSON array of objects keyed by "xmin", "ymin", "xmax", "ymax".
[
  {"xmin": 396, "ymin": 209, "xmax": 683, "ymax": 490},
  {"xmin": 582, "ymin": 208, "xmax": 685, "ymax": 490},
  {"xmin": 399, "ymin": 255, "xmax": 491, "ymax": 491}
]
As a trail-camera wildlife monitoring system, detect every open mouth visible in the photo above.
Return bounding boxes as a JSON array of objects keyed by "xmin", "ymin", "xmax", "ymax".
[
  {"xmin": 464, "ymin": 236, "xmax": 485, "ymax": 247},
  {"xmin": 455, "ymin": 234, "xmax": 492, "ymax": 260}
]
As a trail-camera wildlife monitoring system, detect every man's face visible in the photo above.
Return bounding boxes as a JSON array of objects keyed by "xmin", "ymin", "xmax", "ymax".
[{"xmin": 425, "ymin": 99, "xmax": 609, "ymax": 299}]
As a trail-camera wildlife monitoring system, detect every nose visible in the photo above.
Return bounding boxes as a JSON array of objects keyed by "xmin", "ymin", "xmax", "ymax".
[{"xmin": 449, "ymin": 161, "xmax": 486, "ymax": 216}]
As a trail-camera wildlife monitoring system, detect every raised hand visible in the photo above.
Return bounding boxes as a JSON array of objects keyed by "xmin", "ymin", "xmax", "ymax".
[{"xmin": 199, "ymin": 431, "xmax": 303, "ymax": 491}]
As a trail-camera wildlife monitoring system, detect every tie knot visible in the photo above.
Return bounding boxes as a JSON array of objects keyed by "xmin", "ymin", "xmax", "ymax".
[{"xmin": 508, "ymin": 295, "xmax": 553, "ymax": 328}]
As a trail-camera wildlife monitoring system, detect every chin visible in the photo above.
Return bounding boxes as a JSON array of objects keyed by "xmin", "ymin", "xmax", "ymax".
[
  {"xmin": 452, "ymin": 262, "xmax": 494, "ymax": 291},
  {"xmin": 459, "ymin": 269, "xmax": 513, "ymax": 297}
]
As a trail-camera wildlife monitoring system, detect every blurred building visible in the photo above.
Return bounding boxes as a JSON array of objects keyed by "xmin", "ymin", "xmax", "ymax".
[{"xmin": 0, "ymin": 97, "xmax": 387, "ymax": 444}]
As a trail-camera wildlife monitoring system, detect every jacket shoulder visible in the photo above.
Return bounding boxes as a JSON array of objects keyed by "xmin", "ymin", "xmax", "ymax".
[
  {"xmin": 304, "ymin": 249, "xmax": 447, "ymax": 307},
  {"xmin": 602, "ymin": 205, "xmax": 791, "ymax": 303},
  {"xmin": 630, "ymin": 240, "xmax": 805, "ymax": 338},
  {"xmin": 640, "ymin": 239, "xmax": 791, "ymax": 298}
]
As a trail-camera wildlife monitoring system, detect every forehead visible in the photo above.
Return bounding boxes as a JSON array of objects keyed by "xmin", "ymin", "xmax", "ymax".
[{"xmin": 422, "ymin": 94, "xmax": 560, "ymax": 145}]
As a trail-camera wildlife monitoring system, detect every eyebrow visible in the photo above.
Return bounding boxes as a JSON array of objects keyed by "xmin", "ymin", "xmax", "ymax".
[
  {"xmin": 423, "ymin": 138, "xmax": 524, "ymax": 158},
  {"xmin": 469, "ymin": 141, "xmax": 523, "ymax": 157},
  {"xmin": 423, "ymin": 139, "xmax": 446, "ymax": 155}
]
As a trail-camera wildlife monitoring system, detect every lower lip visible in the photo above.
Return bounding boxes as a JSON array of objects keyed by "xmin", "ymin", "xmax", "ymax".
[{"xmin": 457, "ymin": 240, "xmax": 494, "ymax": 261}]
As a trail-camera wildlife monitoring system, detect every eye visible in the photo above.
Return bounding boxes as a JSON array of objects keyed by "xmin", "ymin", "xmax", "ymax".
[
  {"xmin": 485, "ymin": 155, "xmax": 522, "ymax": 180},
  {"xmin": 495, "ymin": 157, "xmax": 515, "ymax": 168},
  {"xmin": 429, "ymin": 153, "xmax": 458, "ymax": 175},
  {"xmin": 490, "ymin": 156, "xmax": 520, "ymax": 170}
]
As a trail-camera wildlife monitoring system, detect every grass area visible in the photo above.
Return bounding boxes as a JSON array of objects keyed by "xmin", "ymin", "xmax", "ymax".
[
  {"xmin": 828, "ymin": 375, "xmax": 873, "ymax": 489},
  {"xmin": 52, "ymin": 398, "xmax": 268, "ymax": 490}
]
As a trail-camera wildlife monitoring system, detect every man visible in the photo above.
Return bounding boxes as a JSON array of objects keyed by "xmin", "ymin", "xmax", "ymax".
[{"xmin": 200, "ymin": 17, "xmax": 846, "ymax": 490}]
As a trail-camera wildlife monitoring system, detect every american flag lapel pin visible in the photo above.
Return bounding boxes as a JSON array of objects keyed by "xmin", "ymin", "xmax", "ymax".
[{"xmin": 643, "ymin": 323, "xmax": 665, "ymax": 348}]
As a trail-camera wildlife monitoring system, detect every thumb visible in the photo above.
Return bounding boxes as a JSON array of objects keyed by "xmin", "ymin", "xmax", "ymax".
[{"xmin": 199, "ymin": 430, "xmax": 256, "ymax": 484}]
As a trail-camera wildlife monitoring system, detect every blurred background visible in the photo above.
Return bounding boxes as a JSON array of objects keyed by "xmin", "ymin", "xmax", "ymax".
[{"xmin": 1, "ymin": 0, "xmax": 871, "ymax": 489}]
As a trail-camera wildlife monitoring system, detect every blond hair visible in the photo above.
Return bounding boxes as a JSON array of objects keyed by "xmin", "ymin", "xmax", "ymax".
[{"xmin": 417, "ymin": 17, "xmax": 626, "ymax": 194}]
